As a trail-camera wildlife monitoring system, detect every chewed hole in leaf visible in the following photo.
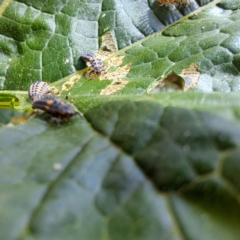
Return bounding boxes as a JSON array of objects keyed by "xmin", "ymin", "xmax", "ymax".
[{"xmin": 149, "ymin": 63, "xmax": 200, "ymax": 93}]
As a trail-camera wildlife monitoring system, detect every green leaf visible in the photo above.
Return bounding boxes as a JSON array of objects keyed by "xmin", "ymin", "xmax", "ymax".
[
  {"xmin": 0, "ymin": 0, "xmax": 221, "ymax": 91},
  {"xmin": 0, "ymin": 0, "xmax": 240, "ymax": 239},
  {"xmin": 1, "ymin": 95, "xmax": 240, "ymax": 240}
]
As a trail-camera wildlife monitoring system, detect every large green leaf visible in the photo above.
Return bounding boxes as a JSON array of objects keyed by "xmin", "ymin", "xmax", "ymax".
[
  {"xmin": 0, "ymin": 0, "xmax": 240, "ymax": 240},
  {"xmin": 1, "ymin": 95, "xmax": 240, "ymax": 240},
  {"xmin": 0, "ymin": 0, "xmax": 217, "ymax": 90}
]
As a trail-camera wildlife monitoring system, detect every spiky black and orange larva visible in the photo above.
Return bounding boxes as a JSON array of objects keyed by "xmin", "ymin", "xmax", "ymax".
[
  {"xmin": 80, "ymin": 53, "xmax": 103, "ymax": 75},
  {"xmin": 32, "ymin": 96, "xmax": 82, "ymax": 126},
  {"xmin": 28, "ymin": 80, "xmax": 54, "ymax": 101}
]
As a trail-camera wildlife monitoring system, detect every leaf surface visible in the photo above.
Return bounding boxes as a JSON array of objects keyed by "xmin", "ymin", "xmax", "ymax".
[
  {"xmin": 0, "ymin": 0, "xmax": 240, "ymax": 240},
  {"xmin": 0, "ymin": 94, "xmax": 240, "ymax": 240}
]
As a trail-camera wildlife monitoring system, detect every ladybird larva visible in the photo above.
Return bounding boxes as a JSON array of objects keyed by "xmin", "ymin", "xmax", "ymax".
[
  {"xmin": 32, "ymin": 96, "xmax": 82, "ymax": 127},
  {"xmin": 90, "ymin": 58, "xmax": 103, "ymax": 75},
  {"xmin": 80, "ymin": 52, "xmax": 103, "ymax": 75},
  {"xmin": 80, "ymin": 53, "xmax": 95, "ymax": 63},
  {"xmin": 28, "ymin": 80, "xmax": 54, "ymax": 101}
]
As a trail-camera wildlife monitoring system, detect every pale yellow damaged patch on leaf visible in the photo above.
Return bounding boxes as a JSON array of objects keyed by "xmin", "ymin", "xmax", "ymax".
[
  {"xmin": 179, "ymin": 63, "xmax": 200, "ymax": 90},
  {"xmin": 50, "ymin": 70, "xmax": 85, "ymax": 95},
  {"xmin": 62, "ymin": 74, "xmax": 81, "ymax": 90},
  {"xmin": 98, "ymin": 32, "xmax": 117, "ymax": 58},
  {"xmin": 0, "ymin": 0, "xmax": 12, "ymax": 16},
  {"xmin": 100, "ymin": 55, "xmax": 130, "ymax": 95},
  {"xmin": 148, "ymin": 63, "xmax": 200, "ymax": 93},
  {"xmin": 91, "ymin": 32, "xmax": 130, "ymax": 95},
  {"xmin": 100, "ymin": 79, "xmax": 129, "ymax": 95}
]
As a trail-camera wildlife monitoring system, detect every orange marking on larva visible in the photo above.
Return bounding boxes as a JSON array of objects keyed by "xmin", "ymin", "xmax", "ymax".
[
  {"xmin": 80, "ymin": 53, "xmax": 96, "ymax": 63},
  {"xmin": 46, "ymin": 100, "xmax": 53, "ymax": 105},
  {"xmin": 45, "ymin": 105, "xmax": 50, "ymax": 110}
]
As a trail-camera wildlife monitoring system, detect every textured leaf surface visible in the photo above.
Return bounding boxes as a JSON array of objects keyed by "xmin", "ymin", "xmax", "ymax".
[
  {"xmin": 52, "ymin": 0, "xmax": 240, "ymax": 97},
  {"xmin": 1, "ymin": 95, "xmax": 240, "ymax": 240},
  {"xmin": 0, "ymin": 0, "xmax": 240, "ymax": 240},
  {"xmin": 0, "ymin": 0, "xmax": 217, "ymax": 90},
  {"xmin": 119, "ymin": 6, "xmax": 240, "ymax": 93}
]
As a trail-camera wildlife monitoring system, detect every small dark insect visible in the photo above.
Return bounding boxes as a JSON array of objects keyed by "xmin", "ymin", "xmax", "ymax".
[
  {"xmin": 32, "ymin": 96, "xmax": 82, "ymax": 127},
  {"xmin": 28, "ymin": 80, "xmax": 54, "ymax": 101},
  {"xmin": 80, "ymin": 53, "xmax": 103, "ymax": 75},
  {"xmin": 90, "ymin": 58, "xmax": 103, "ymax": 75},
  {"xmin": 80, "ymin": 53, "xmax": 95, "ymax": 63}
]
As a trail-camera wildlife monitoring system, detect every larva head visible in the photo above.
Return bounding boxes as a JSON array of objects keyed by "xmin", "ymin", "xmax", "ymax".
[
  {"xmin": 91, "ymin": 58, "xmax": 103, "ymax": 74},
  {"xmin": 80, "ymin": 53, "xmax": 96, "ymax": 63}
]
